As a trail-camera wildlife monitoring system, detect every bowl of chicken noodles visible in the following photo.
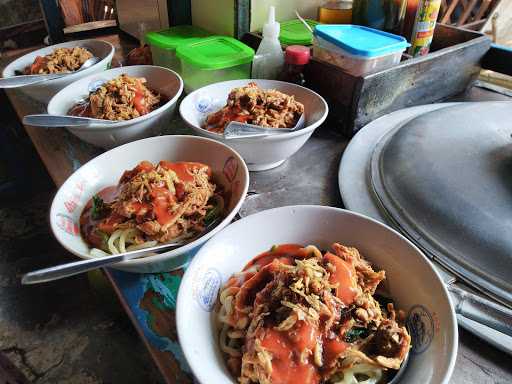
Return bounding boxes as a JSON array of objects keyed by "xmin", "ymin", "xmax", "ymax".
[{"xmin": 47, "ymin": 65, "xmax": 183, "ymax": 148}]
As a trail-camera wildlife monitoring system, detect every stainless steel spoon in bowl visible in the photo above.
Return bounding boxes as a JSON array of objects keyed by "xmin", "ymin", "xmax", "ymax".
[
  {"xmin": 21, "ymin": 218, "xmax": 221, "ymax": 284},
  {"xmin": 0, "ymin": 56, "xmax": 100, "ymax": 88},
  {"xmin": 23, "ymin": 114, "xmax": 118, "ymax": 128},
  {"xmin": 223, "ymin": 113, "xmax": 306, "ymax": 139}
]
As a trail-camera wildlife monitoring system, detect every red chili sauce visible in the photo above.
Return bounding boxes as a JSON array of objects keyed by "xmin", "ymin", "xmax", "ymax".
[
  {"xmin": 224, "ymin": 244, "xmax": 359, "ymax": 384},
  {"xmin": 79, "ymin": 161, "xmax": 210, "ymax": 250},
  {"xmin": 68, "ymin": 90, "xmax": 168, "ymax": 118}
]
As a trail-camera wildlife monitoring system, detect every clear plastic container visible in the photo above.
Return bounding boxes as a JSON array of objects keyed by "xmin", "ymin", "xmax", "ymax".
[
  {"xmin": 313, "ymin": 24, "xmax": 409, "ymax": 76},
  {"xmin": 145, "ymin": 25, "xmax": 210, "ymax": 73},
  {"xmin": 176, "ymin": 36, "xmax": 254, "ymax": 93}
]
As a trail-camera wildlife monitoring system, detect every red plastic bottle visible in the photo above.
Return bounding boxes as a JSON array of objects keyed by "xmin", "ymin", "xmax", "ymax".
[{"xmin": 278, "ymin": 45, "xmax": 311, "ymax": 86}]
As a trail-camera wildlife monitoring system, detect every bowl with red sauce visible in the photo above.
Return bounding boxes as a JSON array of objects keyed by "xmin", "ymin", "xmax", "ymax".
[
  {"xmin": 2, "ymin": 39, "xmax": 114, "ymax": 103},
  {"xmin": 47, "ymin": 65, "xmax": 183, "ymax": 148},
  {"xmin": 176, "ymin": 205, "xmax": 457, "ymax": 384},
  {"xmin": 179, "ymin": 79, "xmax": 329, "ymax": 171},
  {"xmin": 49, "ymin": 134, "xmax": 249, "ymax": 273}
]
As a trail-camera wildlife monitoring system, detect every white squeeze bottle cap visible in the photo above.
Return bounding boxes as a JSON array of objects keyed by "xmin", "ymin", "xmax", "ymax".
[{"xmin": 262, "ymin": 6, "xmax": 280, "ymax": 39}]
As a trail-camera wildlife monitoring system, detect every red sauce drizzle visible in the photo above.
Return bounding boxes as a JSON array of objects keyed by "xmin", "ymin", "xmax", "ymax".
[
  {"xmin": 244, "ymin": 244, "xmax": 307, "ymax": 271},
  {"xmin": 133, "ymin": 86, "xmax": 147, "ymax": 115},
  {"xmin": 149, "ymin": 186, "xmax": 177, "ymax": 226},
  {"xmin": 225, "ymin": 244, "xmax": 359, "ymax": 384},
  {"xmin": 259, "ymin": 322, "xmax": 320, "ymax": 384},
  {"xmin": 323, "ymin": 252, "xmax": 357, "ymax": 305},
  {"xmin": 159, "ymin": 161, "xmax": 211, "ymax": 183},
  {"xmin": 79, "ymin": 161, "xmax": 212, "ymax": 249},
  {"xmin": 323, "ymin": 338, "xmax": 348, "ymax": 367}
]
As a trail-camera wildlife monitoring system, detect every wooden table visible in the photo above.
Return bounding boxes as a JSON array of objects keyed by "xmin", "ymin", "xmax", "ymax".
[{"xmin": 3, "ymin": 35, "xmax": 512, "ymax": 384}]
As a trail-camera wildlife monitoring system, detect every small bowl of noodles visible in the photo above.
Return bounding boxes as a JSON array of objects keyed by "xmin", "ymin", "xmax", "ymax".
[
  {"xmin": 47, "ymin": 65, "xmax": 183, "ymax": 148},
  {"xmin": 2, "ymin": 39, "xmax": 114, "ymax": 103},
  {"xmin": 49, "ymin": 135, "xmax": 248, "ymax": 273},
  {"xmin": 177, "ymin": 205, "xmax": 458, "ymax": 384}
]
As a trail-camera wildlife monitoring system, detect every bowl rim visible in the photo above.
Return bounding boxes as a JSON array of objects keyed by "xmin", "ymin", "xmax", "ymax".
[
  {"xmin": 179, "ymin": 79, "xmax": 329, "ymax": 142},
  {"xmin": 1, "ymin": 39, "xmax": 115, "ymax": 81},
  {"xmin": 176, "ymin": 204, "xmax": 458, "ymax": 384},
  {"xmin": 49, "ymin": 134, "xmax": 249, "ymax": 267},
  {"xmin": 47, "ymin": 65, "xmax": 184, "ymax": 130}
]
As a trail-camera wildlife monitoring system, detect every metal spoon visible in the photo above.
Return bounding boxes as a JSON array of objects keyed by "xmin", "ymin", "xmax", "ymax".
[
  {"xmin": 0, "ymin": 56, "xmax": 101, "ymax": 88},
  {"xmin": 21, "ymin": 219, "xmax": 221, "ymax": 285},
  {"xmin": 23, "ymin": 114, "xmax": 117, "ymax": 128},
  {"xmin": 388, "ymin": 350, "xmax": 410, "ymax": 384},
  {"xmin": 223, "ymin": 113, "xmax": 306, "ymax": 139}
]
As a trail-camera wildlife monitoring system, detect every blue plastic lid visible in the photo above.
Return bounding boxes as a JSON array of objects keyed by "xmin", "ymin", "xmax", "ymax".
[{"xmin": 314, "ymin": 25, "xmax": 409, "ymax": 58}]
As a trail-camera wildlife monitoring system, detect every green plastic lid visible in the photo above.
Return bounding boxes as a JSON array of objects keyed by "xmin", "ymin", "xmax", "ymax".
[
  {"xmin": 145, "ymin": 25, "xmax": 211, "ymax": 50},
  {"xmin": 279, "ymin": 19, "xmax": 320, "ymax": 46},
  {"xmin": 176, "ymin": 36, "xmax": 254, "ymax": 70}
]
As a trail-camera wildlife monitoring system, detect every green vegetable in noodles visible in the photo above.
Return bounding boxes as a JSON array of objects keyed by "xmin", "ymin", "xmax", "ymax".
[
  {"xmin": 344, "ymin": 327, "xmax": 369, "ymax": 343},
  {"xmin": 91, "ymin": 195, "xmax": 107, "ymax": 220},
  {"xmin": 204, "ymin": 195, "xmax": 224, "ymax": 226}
]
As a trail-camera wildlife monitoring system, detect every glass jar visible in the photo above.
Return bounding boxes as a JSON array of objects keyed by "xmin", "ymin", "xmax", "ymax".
[
  {"xmin": 352, "ymin": 0, "xmax": 407, "ymax": 34},
  {"xmin": 278, "ymin": 45, "xmax": 311, "ymax": 86},
  {"xmin": 318, "ymin": 1, "xmax": 353, "ymax": 24}
]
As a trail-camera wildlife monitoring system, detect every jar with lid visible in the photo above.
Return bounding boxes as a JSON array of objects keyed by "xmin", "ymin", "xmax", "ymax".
[
  {"xmin": 318, "ymin": 1, "xmax": 353, "ymax": 24},
  {"xmin": 278, "ymin": 45, "xmax": 310, "ymax": 86}
]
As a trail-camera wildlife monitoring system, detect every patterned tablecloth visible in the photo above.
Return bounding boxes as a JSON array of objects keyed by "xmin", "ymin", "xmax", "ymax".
[{"xmin": 108, "ymin": 268, "xmax": 193, "ymax": 383}]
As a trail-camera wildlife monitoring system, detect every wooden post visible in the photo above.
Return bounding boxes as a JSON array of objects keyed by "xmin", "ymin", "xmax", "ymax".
[{"xmin": 39, "ymin": 0, "xmax": 65, "ymax": 43}]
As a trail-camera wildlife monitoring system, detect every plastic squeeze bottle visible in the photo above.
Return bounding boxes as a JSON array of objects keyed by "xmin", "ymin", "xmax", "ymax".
[{"xmin": 252, "ymin": 6, "xmax": 284, "ymax": 79}]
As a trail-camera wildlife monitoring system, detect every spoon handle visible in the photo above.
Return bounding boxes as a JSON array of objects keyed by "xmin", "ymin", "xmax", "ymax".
[
  {"xmin": 21, "ymin": 240, "xmax": 181, "ymax": 284},
  {"xmin": 223, "ymin": 113, "xmax": 305, "ymax": 139},
  {"xmin": 21, "ymin": 252, "xmax": 132, "ymax": 284},
  {"xmin": 21, "ymin": 218, "xmax": 220, "ymax": 285},
  {"xmin": 224, "ymin": 122, "xmax": 276, "ymax": 139},
  {"xmin": 0, "ymin": 73, "xmax": 65, "ymax": 88},
  {"xmin": 23, "ymin": 114, "xmax": 108, "ymax": 128}
]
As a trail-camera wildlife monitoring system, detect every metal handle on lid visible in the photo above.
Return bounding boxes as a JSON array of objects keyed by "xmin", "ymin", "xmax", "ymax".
[{"xmin": 448, "ymin": 284, "xmax": 512, "ymax": 337}]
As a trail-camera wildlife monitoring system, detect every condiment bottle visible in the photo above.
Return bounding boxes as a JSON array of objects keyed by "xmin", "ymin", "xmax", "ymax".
[
  {"xmin": 408, "ymin": 0, "xmax": 441, "ymax": 56},
  {"xmin": 318, "ymin": 1, "xmax": 353, "ymax": 24},
  {"xmin": 278, "ymin": 45, "xmax": 311, "ymax": 86},
  {"xmin": 252, "ymin": 6, "xmax": 284, "ymax": 79}
]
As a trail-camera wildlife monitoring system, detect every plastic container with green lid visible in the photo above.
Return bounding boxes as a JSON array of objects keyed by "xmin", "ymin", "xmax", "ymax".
[
  {"xmin": 145, "ymin": 25, "xmax": 211, "ymax": 73},
  {"xmin": 176, "ymin": 36, "xmax": 254, "ymax": 93},
  {"xmin": 279, "ymin": 19, "xmax": 320, "ymax": 46}
]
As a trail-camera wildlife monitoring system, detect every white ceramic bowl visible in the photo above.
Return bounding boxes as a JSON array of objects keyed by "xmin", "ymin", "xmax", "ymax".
[
  {"xmin": 177, "ymin": 205, "xmax": 458, "ymax": 384},
  {"xmin": 2, "ymin": 39, "xmax": 114, "ymax": 103},
  {"xmin": 47, "ymin": 65, "xmax": 184, "ymax": 149},
  {"xmin": 179, "ymin": 79, "xmax": 329, "ymax": 171},
  {"xmin": 50, "ymin": 135, "xmax": 249, "ymax": 273}
]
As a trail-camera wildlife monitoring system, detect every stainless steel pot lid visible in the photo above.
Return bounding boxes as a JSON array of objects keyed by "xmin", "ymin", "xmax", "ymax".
[{"xmin": 369, "ymin": 101, "xmax": 512, "ymax": 307}]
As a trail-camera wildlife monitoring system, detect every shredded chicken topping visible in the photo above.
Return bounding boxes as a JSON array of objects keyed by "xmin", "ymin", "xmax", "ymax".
[
  {"xmin": 203, "ymin": 82, "xmax": 304, "ymax": 133},
  {"xmin": 80, "ymin": 161, "xmax": 223, "ymax": 255},
  {"xmin": 23, "ymin": 47, "xmax": 93, "ymax": 75},
  {"xmin": 68, "ymin": 74, "xmax": 162, "ymax": 121},
  {"xmin": 217, "ymin": 243, "xmax": 411, "ymax": 384}
]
